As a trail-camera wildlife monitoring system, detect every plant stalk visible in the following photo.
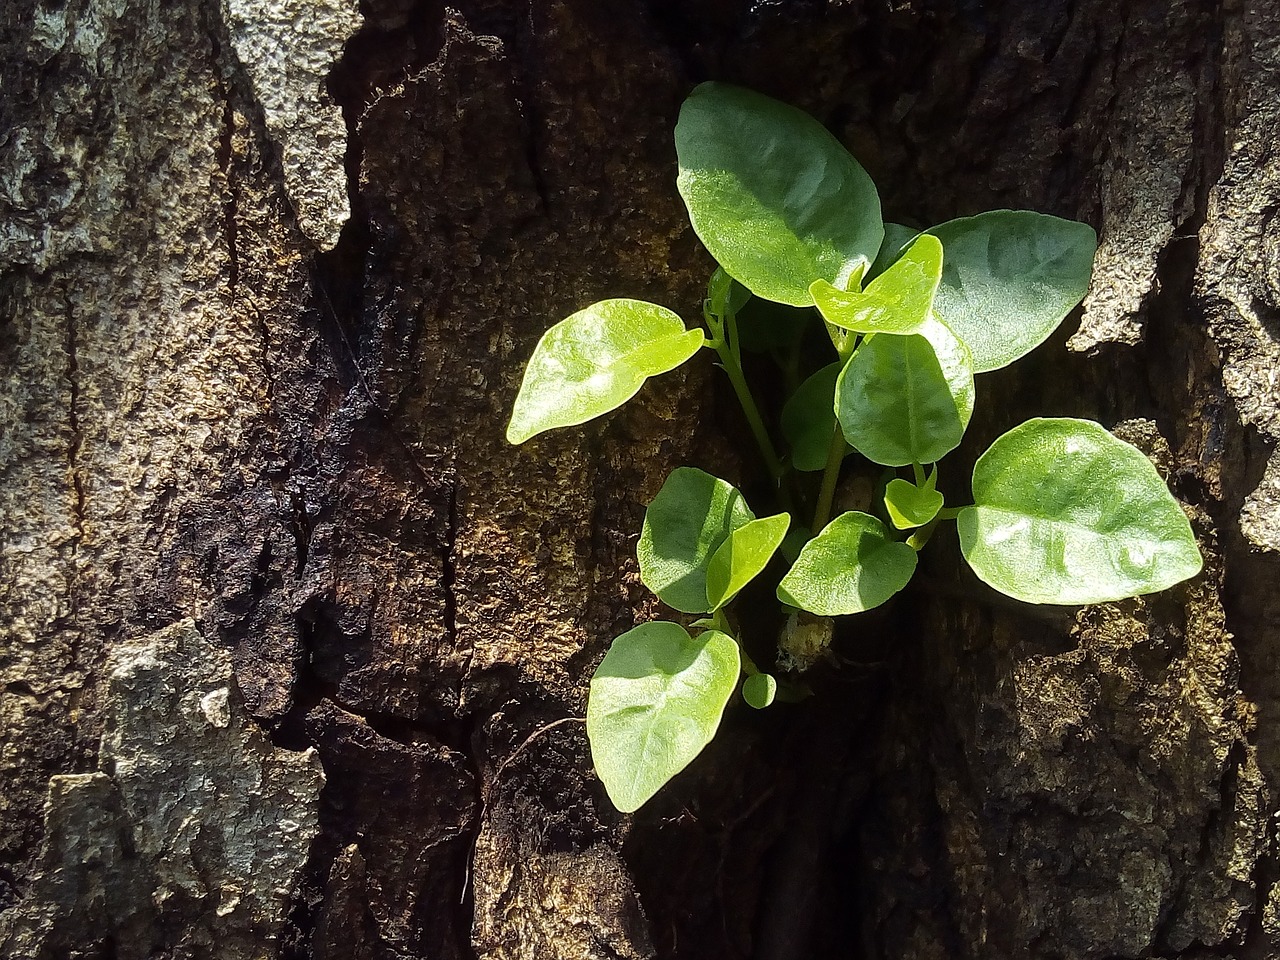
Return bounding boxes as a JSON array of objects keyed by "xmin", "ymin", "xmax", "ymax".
[{"xmin": 811, "ymin": 424, "xmax": 847, "ymax": 532}]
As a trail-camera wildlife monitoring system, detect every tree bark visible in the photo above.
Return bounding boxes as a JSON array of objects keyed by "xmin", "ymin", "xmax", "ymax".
[{"xmin": 2, "ymin": 0, "xmax": 1279, "ymax": 958}]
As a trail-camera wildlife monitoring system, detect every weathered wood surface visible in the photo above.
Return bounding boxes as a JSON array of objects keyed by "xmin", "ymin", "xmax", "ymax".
[{"xmin": 1, "ymin": 0, "xmax": 1278, "ymax": 957}]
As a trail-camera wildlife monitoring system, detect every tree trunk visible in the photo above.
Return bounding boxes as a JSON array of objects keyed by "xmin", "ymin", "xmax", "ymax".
[{"xmin": 2, "ymin": 0, "xmax": 1279, "ymax": 958}]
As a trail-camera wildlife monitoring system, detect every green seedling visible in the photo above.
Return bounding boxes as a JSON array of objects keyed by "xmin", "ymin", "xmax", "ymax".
[{"xmin": 506, "ymin": 81, "xmax": 1203, "ymax": 813}]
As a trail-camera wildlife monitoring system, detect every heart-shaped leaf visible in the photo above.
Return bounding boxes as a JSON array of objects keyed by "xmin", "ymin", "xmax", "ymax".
[
  {"xmin": 810, "ymin": 233, "xmax": 942, "ymax": 335},
  {"xmin": 507, "ymin": 299, "xmax": 704, "ymax": 444},
  {"xmin": 588, "ymin": 622, "xmax": 740, "ymax": 813},
  {"xmin": 884, "ymin": 478, "xmax": 944, "ymax": 529},
  {"xmin": 705, "ymin": 513, "xmax": 791, "ymax": 610},
  {"xmin": 742, "ymin": 673, "xmax": 777, "ymax": 709},
  {"xmin": 781, "ymin": 362, "xmax": 845, "ymax": 472},
  {"xmin": 957, "ymin": 418, "xmax": 1203, "ymax": 604},
  {"xmin": 675, "ymin": 82, "xmax": 883, "ymax": 307},
  {"xmin": 928, "ymin": 211, "xmax": 1097, "ymax": 373},
  {"xmin": 836, "ymin": 315, "xmax": 974, "ymax": 466},
  {"xmin": 777, "ymin": 511, "xmax": 918, "ymax": 616},
  {"xmin": 638, "ymin": 468, "xmax": 756, "ymax": 613}
]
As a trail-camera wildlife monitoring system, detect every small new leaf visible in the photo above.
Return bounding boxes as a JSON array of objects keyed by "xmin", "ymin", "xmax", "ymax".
[
  {"xmin": 705, "ymin": 513, "xmax": 791, "ymax": 610},
  {"xmin": 587, "ymin": 622, "xmax": 740, "ymax": 812},
  {"xmin": 742, "ymin": 673, "xmax": 777, "ymax": 709},
  {"xmin": 884, "ymin": 478, "xmax": 944, "ymax": 530},
  {"xmin": 507, "ymin": 299, "xmax": 704, "ymax": 444},
  {"xmin": 957, "ymin": 418, "xmax": 1203, "ymax": 604},
  {"xmin": 777, "ymin": 511, "xmax": 918, "ymax": 616},
  {"xmin": 810, "ymin": 233, "xmax": 943, "ymax": 335},
  {"xmin": 638, "ymin": 468, "xmax": 756, "ymax": 614}
]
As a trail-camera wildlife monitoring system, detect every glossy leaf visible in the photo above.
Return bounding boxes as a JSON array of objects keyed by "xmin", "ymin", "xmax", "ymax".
[
  {"xmin": 928, "ymin": 211, "xmax": 1097, "ymax": 373},
  {"xmin": 781, "ymin": 362, "xmax": 845, "ymax": 471},
  {"xmin": 810, "ymin": 233, "xmax": 943, "ymax": 335},
  {"xmin": 638, "ymin": 468, "xmax": 756, "ymax": 613},
  {"xmin": 587, "ymin": 622, "xmax": 740, "ymax": 812},
  {"xmin": 836, "ymin": 316, "xmax": 974, "ymax": 466},
  {"xmin": 866, "ymin": 223, "xmax": 921, "ymax": 282},
  {"xmin": 507, "ymin": 299, "xmax": 704, "ymax": 444},
  {"xmin": 676, "ymin": 81, "xmax": 884, "ymax": 306},
  {"xmin": 743, "ymin": 673, "xmax": 777, "ymax": 709},
  {"xmin": 705, "ymin": 513, "xmax": 791, "ymax": 610},
  {"xmin": 957, "ymin": 418, "xmax": 1203, "ymax": 604},
  {"xmin": 778, "ymin": 511, "xmax": 918, "ymax": 616},
  {"xmin": 884, "ymin": 478, "xmax": 944, "ymax": 530}
]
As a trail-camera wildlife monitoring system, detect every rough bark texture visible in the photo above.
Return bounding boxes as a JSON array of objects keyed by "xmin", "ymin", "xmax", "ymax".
[{"xmin": 1, "ymin": 0, "xmax": 1279, "ymax": 958}]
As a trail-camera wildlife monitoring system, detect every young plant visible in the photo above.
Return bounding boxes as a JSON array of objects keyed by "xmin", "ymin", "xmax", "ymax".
[{"xmin": 506, "ymin": 82, "xmax": 1203, "ymax": 813}]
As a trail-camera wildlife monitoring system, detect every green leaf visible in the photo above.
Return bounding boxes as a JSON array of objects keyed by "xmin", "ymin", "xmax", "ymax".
[
  {"xmin": 866, "ymin": 223, "xmax": 921, "ymax": 282},
  {"xmin": 835, "ymin": 315, "xmax": 974, "ymax": 466},
  {"xmin": 507, "ymin": 299, "xmax": 704, "ymax": 444},
  {"xmin": 957, "ymin": 418, "xmax": 1203, "ymax": 604},
  {"xmin": 782, "ymin": 362, "xmax": 845, "ymax": 472},
  {"xmin": 810, "ymin": 233, "xmax": 942, "ymax": 335},
  {"xmin": 587, "ymin": 622, "xmax": 740, "ymax": 812},
  {"xmin": 675, "ymin": 81, "xmax": 883, "ymax": 307},
  {"xmin": 742, "ymin": 673, "xmax": 777, "ymax": 709},
  {"xmin": 734, "ymin": 298, "xmax": 814, "ymax": 355},
  {"xmin": 884, "ymin": 478, "xmax": 944, "ymax": 529},
  {"xmin": 638, "ymin": 468, "xmax": 756, "ymax": 614},
  {"xmin": 707, "ymin": 266, "xmax": 751, "ymax": 320},
  {"xmin": 705, "ymin": 513, "xmax": 790, "ymax": 610},
  {"xmin": 928, "ymin": 210, "xmax": 1097, "ymax": 373},
  {"xmin": 777, "ymin": 511, "xmax": 918, "ymax": 616}
]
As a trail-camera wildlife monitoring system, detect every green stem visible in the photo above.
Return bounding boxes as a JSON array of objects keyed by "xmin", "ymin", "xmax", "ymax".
[
  {"xmin": 912, "ymin": 461, "xmax": 926, "ymax": 487},
  {"xmin": 811, "ymin": 424, "xmax": 847, "ymax": 532},
  {"xmin": 715, "ymin": 314, "xmax": 786, "ymax": 487},
  {"xmin": 937, "ymin": 505, "xmax": 967, "ymax": 520}
]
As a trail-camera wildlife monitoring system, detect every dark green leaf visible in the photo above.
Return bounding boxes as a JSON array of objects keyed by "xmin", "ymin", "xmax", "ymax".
[
  {"xmin": 810, "ymin": 233, "xmax": 942, "ymax": 335},
  {"xmin": 707, "ymin": 266, "xmax": 751, "ymax": 320},
  {"xmin": 782, "ymin": 362, "xmax": 845, "ymax": 472},
  {"xmin": 507, "ymin": 299, "xmax": 704, "ymax": 444},
  {"xmin": 957, "ymin": 418, "xmax": 1203, "ymax": 604},
  {"xmin": 676, "ymin": 82, "xmax": 883, "ymax": 306},
  {"xmin": 705, "ymin": 513, "xmax": 790, "ymax": 610},
  {"xmin": 638, "ymin": 468, "xmax": 756, "ymax": 613},
  {"xmin": 742, "ymin": 673, "xmax": 777, "ymax": 709},
  {"xmin": 587, "ymin": 622, "xmax": 740, "ymax": 812},
  {"xmin": 778, "ymin": 511, "xmax": 918, "ymax": 615},
  {"xmin": 884, "ymin": 478, "xmax": 944, "ymax": 529},
  {"xmin": 928, "ymin": 210, "xmax": 1097, "ymax": 372}
]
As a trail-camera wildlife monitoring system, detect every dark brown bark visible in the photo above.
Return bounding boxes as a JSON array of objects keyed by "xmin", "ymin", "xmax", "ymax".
[{"xmin": 2, "ymin": 0, "xmax": 1279, "ymax": 958}]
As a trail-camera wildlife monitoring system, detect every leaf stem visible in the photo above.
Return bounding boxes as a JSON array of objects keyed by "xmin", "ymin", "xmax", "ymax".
[
  {"xmin": 912, "ymin": 461, "xmax": 926, "ymax": 487},
  {"xmin": 811, "ymin": 424, "xmax": 847, "ymax": 533},
  {"xmin": 715, "ymin": 313, "xmax": 787, "ymax": 490}
]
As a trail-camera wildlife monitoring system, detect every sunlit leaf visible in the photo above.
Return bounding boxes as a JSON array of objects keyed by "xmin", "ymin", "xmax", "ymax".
[
  {"xmin": 742, "ymin": 673, "xmax": 777, "ymax": 709},
  {"xmin": 928, "ymin": 210, "xmax": 1097, "ymax": 372},
  {"xmin": 835, "ymin": 316, "xmax": 974, "ymax": 466},
  {"xmin": 588, "ymin": 622, "xmax": 740, "ymax": 812},
  {"xmin": 705, "ymin": 513, "xmax": 790, "ymax": 610},
  {"xmin": 777, "ymin": 511, "xmax": 918, "ymax": 615},
  {"xmin": 866, "ymin": 222, "xmax": 921, "ymax": 282},
  {"xmin": 810, "ymin": 233, "xmax": 942, "ymax": 335},
  {"xmin": 507, "ymin": 300, "xmax": 704, "ymax": 444},
  {"xmin": 676, "ymin": 82, "xmax": 883, "ymax": 306},
  {"xmin": 884, "ymin": 478, "xmax": 944, "ymax": 530},
  {"xmin": 638, "ymin": 468, "xmax": 756, "ymax": 614},
  {"xmin": 957, "ymin": 418, "xmax": 1203, "ymax": 604}
]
